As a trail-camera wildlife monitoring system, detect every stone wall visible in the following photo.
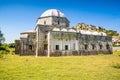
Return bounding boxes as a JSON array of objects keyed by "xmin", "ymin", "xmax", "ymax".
[
  {"xmin": 37, "ymin": 16, "xmax": 69, "ymax": 28},
  {"xmin": 18, "ymin": 33, "xmax": 36, "ymax": 56},
  {"xmin": 37, "ymin": 26, "xmax": 47, "ymax": 56},
  {"xmin": 78, "ymin": 34, "xmax": 112, "ymax": 55},
  {"xmin": 15, "ymin": 40, "xmax": 21, "ymax": 54}
]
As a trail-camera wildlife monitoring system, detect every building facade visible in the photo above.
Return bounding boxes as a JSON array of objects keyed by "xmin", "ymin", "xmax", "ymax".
[{"xmin": 15, "ymin": 9, "xmax": 112, "ymax": 56}]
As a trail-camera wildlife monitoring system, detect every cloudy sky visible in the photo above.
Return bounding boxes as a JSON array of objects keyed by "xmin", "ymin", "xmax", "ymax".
[{"xmin": 0, "ymin": 0, "xmax": 120, "ymax": 43}]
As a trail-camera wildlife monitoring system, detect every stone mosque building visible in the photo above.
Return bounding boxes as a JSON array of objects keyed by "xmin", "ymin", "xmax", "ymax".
[{"xmin": 15, "ymin": 9, "xmax": 112, "ymax": 57}]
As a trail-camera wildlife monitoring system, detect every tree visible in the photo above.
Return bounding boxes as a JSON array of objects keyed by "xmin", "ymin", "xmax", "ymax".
[
  {"xmin": 0, "ymin": 28, "xmax": 5, "ymax": 45},
  {"xmin": 106, "ymin": 30, "xmax": 119, "ymax": 37},
  {"xmin": 8, "ymin": 43, "xmax": 15, "ymax": 48}
]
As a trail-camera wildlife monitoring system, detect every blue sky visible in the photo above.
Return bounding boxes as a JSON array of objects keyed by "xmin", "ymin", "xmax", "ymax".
[{"xmin": 0, "ymin": 0, "xmax": 120, "ymax": 43}]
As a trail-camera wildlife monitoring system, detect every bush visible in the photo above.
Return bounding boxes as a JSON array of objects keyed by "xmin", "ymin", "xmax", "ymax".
[
  {"xmin": 111, "ymin": 62, "xmax": 120, "ymax": 69},
  {"xmin": 0, "ymin": 46, "xmax": 6, "ymax": 50},
  {"xmin": 113, "ymin": 44, "xmax": 120, "ymax": 47},
  {"xmin": 0, "ymin": 51, "xmax": 7, "ymax": 58},
  {"xmin": 0, "ymin": 44, "xmax": 10, "ymax": 58},
  {"xmin": 97, "ymin": 53, "xmax": 105, "ymax": 56},
  {"xmin": 8, "ymin": 43, "xmax": 15, "ymax": 48},
  {"xmin": 0, "ymin": 46, "xmax": 9, "ymax": 52}
]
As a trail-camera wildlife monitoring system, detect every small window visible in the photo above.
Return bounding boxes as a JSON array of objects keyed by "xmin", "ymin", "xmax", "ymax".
[
  {"xmin": 33, "ymin": 35, "xmax": 36, "ymax": 39},
  {"xmin": 45, "ymin": 35, "xmax": 47, "ymax": 39},
  {"xmin": 106, "ymin": 44, "xmax": 109, "ymax": 50},
  {"xmin": 99, "ymin": 45, "xmax": 102, "ymax": 49},
  {"xmin": 92, "ymin": 44, "xmax": 95, "ymax": 50},
  {"xmin": 44, "ymin": 21, "xmax": 46, "ymax": 24},
  {"xmin": 58, "ymin": 20, "xmax": 60, "ymax": 25},
  {"xmin": 29, "ymin": 45, "xmax": 32, "ymax": 50},
  {"xmin": 73, "ymin": 43, "xmax": 75, "ymax": 50},
  {"xmin": 65, "ymin": 45, "xmax": 68, "ymax": 50},
  {"xmin": 85, "ymin": 44, "xmax": 88, "ymax": 50},
  {"xmin": 56, "ymin": 45, "xmax": 59, "ymax": 50},
  {"xmin": 44, "ymin": 44, "xmax": 48, "ymax": 50}
]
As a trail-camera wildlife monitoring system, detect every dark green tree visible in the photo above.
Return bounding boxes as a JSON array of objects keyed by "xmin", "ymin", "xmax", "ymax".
[
  {"xmin": 0, "ymin": 28, "xmax": 5, "ymax": 45},
  {"xmin": 8, "ymin": 43, "xmax": 15, "ymax": 48}
]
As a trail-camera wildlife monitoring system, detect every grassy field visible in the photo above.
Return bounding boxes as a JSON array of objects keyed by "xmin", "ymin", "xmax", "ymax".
[{"xmin": 0, "ymin": 52, "xmax": 120, "ymax": 80}]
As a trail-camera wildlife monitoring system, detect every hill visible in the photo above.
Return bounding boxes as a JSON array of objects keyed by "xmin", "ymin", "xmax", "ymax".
[{"xmin": 73, "ymin": 23, "xmax": 119, "ymax": 36}]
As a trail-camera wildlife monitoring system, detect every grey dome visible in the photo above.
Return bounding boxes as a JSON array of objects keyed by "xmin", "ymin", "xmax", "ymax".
[{"xmin": 40, "ymin": 9, "xmax": 65, "ymax": 17}]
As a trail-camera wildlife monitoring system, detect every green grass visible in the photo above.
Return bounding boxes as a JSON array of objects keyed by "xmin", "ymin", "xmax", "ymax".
[
  {"xmin": 0, "ymin": 53, "xmax": 120, "ymax": 80},
  {"xmin": 114, "ymin": 50, "xmax": 120, "ymax": 56}
]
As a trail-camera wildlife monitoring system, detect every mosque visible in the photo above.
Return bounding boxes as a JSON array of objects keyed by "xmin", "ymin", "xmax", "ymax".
[{"xmin": 15, "ymin": 9, "xmax": 112, "ymax": 57}]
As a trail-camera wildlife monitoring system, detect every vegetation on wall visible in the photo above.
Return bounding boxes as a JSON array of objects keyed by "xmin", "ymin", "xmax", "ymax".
[
  {"xmin": 53, "ymin": 32, "xmax": 60, "ymax": 40},
  {"xmin": 106, "ymin": 30, "xmax": 119, "ymax": 37},
  {"xmin": 71, "ymin": 34, "xmax": 76, "ymax": 40},
  {"xmin": 63, "ymin": 33, "xmax": 68, "ymax": 40}
]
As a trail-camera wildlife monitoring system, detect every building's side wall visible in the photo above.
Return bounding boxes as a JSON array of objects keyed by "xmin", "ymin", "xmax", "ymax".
[
  {"xmin": 15, "ymin": 40, "xmax": 21, "ymax": 54},
  {"xmin": 49, "ymin": 32, "xmax": 112, "ymax": 56},
  {"xmin": 78, "ymin": 34, "xmax": 112, "ymax": 55},
  {"xmin": 19, "ymin": 33, "xmax": 36, "ymax": 56},
  {"xmin": 27, "ymin": 33, "xmax": 36, "ymax": 55},
  {"xmin": 20, "ymin": 38, "xmax": 28, "ymax": 55},
  {"xmin": 37, "ymin": 26, "xmax": 47, "ymax": 56}
]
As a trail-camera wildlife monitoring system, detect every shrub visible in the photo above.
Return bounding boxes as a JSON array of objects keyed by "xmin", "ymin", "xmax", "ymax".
[
  {"xmin": 111, "ymin": 62, "xmax": 120, "ymax": 69},
  {"xmin": 97, "ymin": 53, "xmax": 105, "ymax": 56},
  {"xmin": 0, "ymin": 46, "xmax": 6, "ymax": 50},
  {"xmin": 0, "ymin": 51, "xmax": 7, "ymax": 58},
  {"xmin": 8, "ymin": 43, "xmax": 15, "ymax": 48},
  {"xmin": 0, "ymin": 44, "xmax": 10, "ymax": 58}
]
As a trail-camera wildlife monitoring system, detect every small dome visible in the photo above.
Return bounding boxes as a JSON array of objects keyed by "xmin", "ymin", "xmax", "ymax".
[
  {"xmin": 85, "ymin": 31, "xmax": 92, "ymax": 35},
  {"xmin": 41, "ymin": 9, "xmax": 65, "ymax": 17},
  {"xmin": 52, "ymin": 27, "xmax": 60, "ymax": 31},
  {"xmin": 61, "ymin": 28, "xmax": 67, "ymax": 32},
  {"xmin": 99, "ymin": 32, "xmax": 107, "ymax": 36},
  {"xmin": 80, "ymin": 30, "xmax": 86, "ymax": 34},
  {"xmin": 68, "ymin": 29, "xmax": 76, "ymax": 32},
  {"xmin": 92, "ymin": 31, "xmax": 99, "ymax": 35}
]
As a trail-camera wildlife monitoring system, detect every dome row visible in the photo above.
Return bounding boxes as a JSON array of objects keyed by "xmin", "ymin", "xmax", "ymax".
[{"xmin": 52, "ymin": 27, "xmax": 106, "ymax": 36}]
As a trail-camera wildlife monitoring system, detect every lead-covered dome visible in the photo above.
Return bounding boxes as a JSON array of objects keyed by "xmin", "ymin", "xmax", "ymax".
[{"xmin": 40, "ymin": 9, "xmax": 65, "ymax": 17}]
